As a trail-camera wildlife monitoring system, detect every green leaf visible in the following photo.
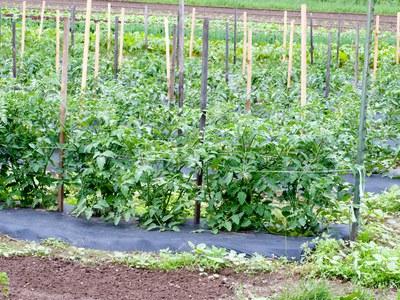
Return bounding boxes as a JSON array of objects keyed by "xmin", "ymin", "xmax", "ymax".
[
  {"xmin": 96, "ymin": 156, "xmax": 106, "ymax": 170},
  {"xmin": 238, "ymin": 191, "xmax": 246, "ymax": 205}
]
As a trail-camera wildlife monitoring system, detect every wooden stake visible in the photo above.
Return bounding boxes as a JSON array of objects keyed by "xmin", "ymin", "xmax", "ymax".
[
  {"xmin": 245, "ymin": 29, "xmax": 252, "ymax": 112},
  {"xmin": 55, "ymin": 10, "xmax": 60, "ymax": 74},
  {"xmin": 287, "ymin": 20, "xmax": 294, "ymax": 88},
  {"xmin": 300, "ymin": 4, "xmax": 307, "ymax": 107},
  {"xmin": 397, "ymin": 12, "xmax": 399, "ymax": 64},
  {"xmin": 233, "ymin": 9, "xmax": 237, "ymax": 65},
  {"xmin": 242, "ymin": 12, "xmax": 247, "ymax": 75},
  {"xmin": 39, "ymin": 0, "xmax": 46, "ymax": 38},
  {"xmin": 118, "ymin": 8, "xmax": 125, "ymax": 68},
  {"xmin": 354, "ymin": 24, "xmax": 360, "ymax": 87},
  {"xmin": 282, "ymin": 10, "xmax": 287, "ymax": 60},
  {"xmin": 114, "ymin": 16, "xmax": 119, "ymax": 79},
  {"xmin": 12, "ymin": 19, "xmax": 16, "ymax": 78},
  {"xmin": 20, "ymin": 1, "xmax": 26, "ymax": 58},
  {"xmin": 189, "ymin": 7, "xmax": 196, "ymax": 58},
  {"xmin": 194, "ymin": 18, "xmax": 209, "ymax": 226},
  {"xmin": 164, "ymin": 17, "xmax": 171, "ymax": 98},
  {"xmin": 325, "ymin": 32, "xmax": 332, "ymax": 98},
  {"xmin": 144, "ymin": 5, "xmax": 149, "ymax": 49},
  {"xmin": 178, "ymin": 0, "xmax": 185, "ymax": 108},
  {"xmin": 94, "ymin": 21, "xmax": 100, "ymax": 78},
  {"xmin": 373, "ymin": 15, "xmax": 379, "ymax": 78},
  {"xmin": 310, "ymin": 13, "xmax": 314, "ymax": 65},
  {"xmin": 168, "ymin": 24, "xmax": 177, "ymax": 102},
  {"xmin": 107, "ymin": 3, "xmax": 111, "ymax": 51},
  {"xmin": 81, "ymin": 0, "xmax": 92, "ymax": 91},
  {"xmin": 58, "ymin": 17, "xmax": 70, "ymax": 213},
  {"xmin": 225, "ymin": 20, "xmax": 229, "ymax": 84}
]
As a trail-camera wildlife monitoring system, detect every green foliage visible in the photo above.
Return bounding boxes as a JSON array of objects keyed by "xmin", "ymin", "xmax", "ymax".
[{"xmin": 0, "ymin": 272, "xmax": 9, "ymax": 298}]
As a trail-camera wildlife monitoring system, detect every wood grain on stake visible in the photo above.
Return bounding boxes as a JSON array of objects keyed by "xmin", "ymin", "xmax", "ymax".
[
  {"xmin": 94, "ymin": 21, "xmax": 100, "ymax": 78},
  {"xmin": 287, "ymin": 20, "xmax": 294, "ymax": 88},
  {"xmin": 164, "ymin": 17, "xmax": 170, "ymax": 96},
  {"xmin": 282, "ymin": 10, "xmax": 287, "ymax": 60},
  {"xmin": 55, "ymin": 10, "xmax": 60, "ymax": 74},
  {"xmin": 39, "ymin": 0, "xmax": 45, "ymax": 38},
  {"xmin": 373, "ymin": 15, "xmax": 379, "ymax": 78},
  {"xmin": 118, "ymin": 8, "xmax": 125, "ymax": 68},
  {"xmin": 189, "ymin": 7, "xmax": 196, "ymax": 58},
  {"xmin": 21, "ymin": 1, "xmax": 26, "ymax": 58},
  {"xmin": 81, "ymin": 0, "xmax": 92, "ymax": 91},
  {"xmin": 107, "ymin": 3, "xmax": 111, "ymax": 51},
  {"xmin": 242, "ymin": 12, "xmax": 247, "ymax": 75},
  {"xmin": 300, "ymin": 4, "xmax": 307, "ymax": 107},
  {"xmin": 245, "ymin": 29, "xmax": 252, "ymax": 112},
  {"xmin": 58, "ymin": 17, "xmax": 70, "ymax": 213}
]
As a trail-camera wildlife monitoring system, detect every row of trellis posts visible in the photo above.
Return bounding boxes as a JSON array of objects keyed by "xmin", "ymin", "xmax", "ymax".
[{"xmin": 1, "ymin": 0, "xmax": 399, "ymax": 239}]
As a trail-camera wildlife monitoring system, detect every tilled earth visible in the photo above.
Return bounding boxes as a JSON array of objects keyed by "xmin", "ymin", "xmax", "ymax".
[{"xmin": 0, "ymin": 256, "xmax": 233, "ymax": 300}]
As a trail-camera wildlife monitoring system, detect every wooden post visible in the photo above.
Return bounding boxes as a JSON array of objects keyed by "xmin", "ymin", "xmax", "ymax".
[
  {"xmin": 245, "ymin": 29, "xmax": 252, "ymax": 112},
  {"xmin": 336, "ymin": 19, "xmax": 341, "ymax": 66},
  {"xmin": 81, "ymin": 0, "xmax": 92, "ymax": 91},
  {"xmin": 225, "ymin": 20, "xmax": 229, "ymax": 84},
  {"xmin": 168, "ymin": 24, "xmax": 177, "ymax": 102},
  {"xmin": 194, "ymin": 18, "xmax": 209, "ymax": 226},
  {"xmin": 310, "ymin": 13, "xmax": 314, "ymax": 65},
  {"xmin": 282, "ymin": 10, "xmax": 287, "ymax": 60},
  {"xmin": 287, "ymin": 20, "xmax": 294, "ymax": 88},
  {"xmin": 94, "ymin": 21, "xmax": 100, "ymax": 78},
  {"xmin": 178, "ymin": 0, "xmax": 185, "ymax": 109},
  {"xmin": 351, "ymin": 0, "xmax": 374, "ymax": 241},
  {"xmin": 373, "ymin": 15, "xmax": 379, "ymax": 78},
  {"xmin": 58, "ymin": 17, "xmax": 70, "ymax": 213},
  {"xmin": 397, "ymin": 12, "xmax": 399, "ymax": 64},
  {"xmin": 144, "ymin": 5, "xmax": 149, "ymax": 49},
  {"xmin": 300, "ymin": 4, "xmax": 307, "ymax": 107},
  {"xmin": 107, "ymin": 3, "xmax": 111, "ymax": 51},
  {"xmin": 325, "ymin": 32, "xmax": 332, "ymax": 98},
  {"xmin": 164, "ymin": 17, "xmax": 171, "ymax": 97},
  {"xmin": 242, "ymin": 12, "xmax": 247, "ymax": 75},
  {"xmin": 39, "ymin": 0, "xmax": 46, "ymax": 38},
  {"xmin": 70, "ymin": 5, "xmax": 76, "ymax": 48},
  {"xmin": 114, "ymin": 16, "xmax": 119, "ymax": 79},
  {"xmin": 354, "ymin": 24, "xmax": 360, "ymax": 87},
  {"xmin": 55, "ymin": 10, "xmax": 60, "ymax": 74},
  {"xmin": 189, "ymin": 7, "xmax": 196, "ymax": 58},
  {"xmin": 118, "ymin": 8, "xmax": 125, "ymax": 68},
  {"xmin": 12, "ymin": 19, "xmax": 16, "ymax": 78},
  {"xmin": 233, "ymin": 9, "xmax": 237, "ymax": 65},
  {"xmin": 20, "ymin": 1, "xmax": 26, "ymax": 58}
]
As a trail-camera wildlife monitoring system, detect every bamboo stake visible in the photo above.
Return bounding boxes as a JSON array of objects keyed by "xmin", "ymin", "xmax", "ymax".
[
  {"xmin": 287, "ymin": 20, "xmax": 294, "ymax": 88},
  {"xmin": 20, "ymin": 1, "xmax": 26, "ymax": 58},
  {"xmin": 55, "ymin": 10, "xmax": 60, "ymax": 74},
  {"xmin": 94, "ymin": 21, "xmax": 100, "ymax": 78},
  {"xmin": 58, "ymin": 17, "xmax": 70, "ymax": 213},
  {"xmin": 164, "ymin": 17, "xmax": 170, "ymax": 98},
  {"xmin": 242, "ymin": 12, "xmax": 247, "ymax": 75},
  {"xmin": 39, "ymin": 0, "xmax": 45, "ymax": 38},
  {"xmin": 354, "ymin": 24, "xmax": 360, "ymax": 87},
  {"xmin": 245, "ymin": 29, "xmax": 252, "ymax": 112},
  {"xmin": 107, "ymin": 3, "xmax": 111, "ymax": 51},
  {"xmin": 194, "ymin": 18, "xmax": 209, "ymax": 226},
  {"xmin": 144, "ymin": 5, "xmax": 149, "ymax": 49},
  {"xmin": 118, "ymin": 7, "xmax": 125, "ymax": 68},
  {"xmin": 189, "ymin": 7, "xmax": 196, "ymax": 58},
  {"xmin": 81, "ymin": 0, "xmax": 92, "ymax": 91},
  {"xmin": 373, "ymin": 15, "xmax": 379, "ymax": 78},
  {"xmin": 397, "ymin": 12, "xmax": 399, "ymax": 64},
  {"xmin": 300, "ymin": 4, "xmax": 307, "ymax": 107},
  {"xmin": 282, "ymin": 10, "xmax": 287, "ymax": 61}
]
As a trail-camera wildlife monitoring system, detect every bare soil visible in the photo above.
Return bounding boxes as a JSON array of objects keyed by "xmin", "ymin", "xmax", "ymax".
[
  {"xmin": 0, "ymin": 0, "xmax": 397, "ymax": 31},
  {"xmin": 0, "ymin": 256, "xmax": 233, "ymax": 300}
]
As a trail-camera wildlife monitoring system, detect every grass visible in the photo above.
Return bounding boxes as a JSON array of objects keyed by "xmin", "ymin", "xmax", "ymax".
[{"xmin": 125, "ymin": 0, "xmax": 400, "ymax": 15}]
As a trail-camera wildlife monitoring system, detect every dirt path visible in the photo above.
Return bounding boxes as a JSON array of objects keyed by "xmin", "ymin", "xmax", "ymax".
[
  {"xmin": 0, "ymin": 256, "xmax": 233, "ymax": 300},
  {"xmin": 0, "ymin": 0, "xmax": 397, "ymax": 31}
]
